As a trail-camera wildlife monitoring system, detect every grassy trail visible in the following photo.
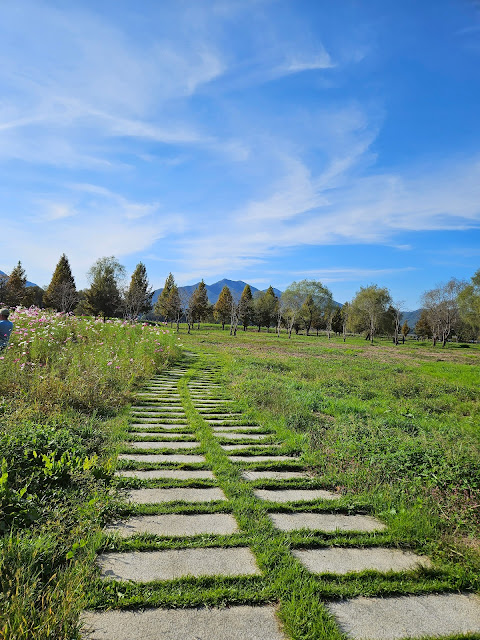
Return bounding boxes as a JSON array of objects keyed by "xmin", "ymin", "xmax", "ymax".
[{"xmin": 85, "ymin": 336, "xmax": 480, "ymax": 640}]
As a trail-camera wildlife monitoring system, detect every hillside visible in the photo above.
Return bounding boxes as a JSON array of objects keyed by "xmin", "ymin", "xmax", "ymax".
[{"xmin": 0, "ymin": 269, "xmax": 38, "ymax": 288}]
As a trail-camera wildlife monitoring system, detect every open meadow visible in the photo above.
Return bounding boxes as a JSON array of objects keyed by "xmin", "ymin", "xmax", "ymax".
[
  {"xmin": 179, "ymin": 326, "xmax": 480, "ymax": 568},
  {"xmin": 1, "ymin": 316, "xmax": 479, "ymax": 639}
]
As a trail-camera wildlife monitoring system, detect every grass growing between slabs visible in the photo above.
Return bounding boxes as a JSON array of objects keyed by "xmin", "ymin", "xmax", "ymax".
[
  {"xmin": 170, "ymin": 330, "xmax": 480, "ymax": 633},
  {"xmin": 0, "ymin": 308, "xmax": 181, "ymax": 640},
  {"xmin": 85, "ymin": 351, "xmax": 480, "ymax": 640}
]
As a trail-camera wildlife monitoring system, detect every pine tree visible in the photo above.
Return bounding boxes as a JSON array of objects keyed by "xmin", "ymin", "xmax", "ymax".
[
  {"xmin": 255, "ymin": 286, "xmax": 278, "ymax": 332},
  {"xmin": 84, "ymin": 256, "xmax": 125, "ymax": 319},
  {"xmin": 43, "ymin": 254, "xmax": 78, "ymax": 312},
  {"xmin": 124, "ymin": 262, "xmax": 153, "ymax": 321},
  {"xmin": 154, "ymin": 273, "xmax": 176, "ymax": 320},
  {"xmin": 213, "ymin": 285, "xmax": 233, "ymax": 329},
  {"xmin": 238, "ymin": 284, "xmax": 253, "ymax": 331},
  {"xmin": 0, "ymin": 273, "xmax": 8, "ymax": 305},
  {"xmin": 5, "ymin": 261, "xmax": 27, "ymax": 307},
  {"xmin": 331, "ymin": 306, "xmax": 343, "ymax": 335},
  {"xmin": 191, "ymin": 280, "xmax": 209, "ymax": 329},
  {"xmin": 167, "ymin": 284, "xmax": 182, "ymax": 329}
]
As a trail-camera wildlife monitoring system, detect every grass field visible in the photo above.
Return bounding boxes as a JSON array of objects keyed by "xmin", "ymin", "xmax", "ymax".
[
  {"xmin": 178, "ymin": 326, "xmax": 480, "ymax": 565},
  {"xmin": 1, "ymin": 315, "xmax": 479, "ymax": 639}
]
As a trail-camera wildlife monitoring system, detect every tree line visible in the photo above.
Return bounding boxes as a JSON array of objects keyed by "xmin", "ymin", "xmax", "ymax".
[{"xmin": 1, "ymin": 255, "xmax": 479, "ymax": 344}]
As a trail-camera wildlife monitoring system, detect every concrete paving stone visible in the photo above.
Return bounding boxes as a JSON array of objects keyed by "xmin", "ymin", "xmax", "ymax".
[
  {"xmin": 229, "ymin": 455, "xmax": 300, "ymax": 463},
  {"xmin": 132, "ymin": 416, "xmax": 185, "ymax": 422},
  {"xmin": 293, "ymin": 547, "xmax": 431, "ymax": 575},
  {"xmin": 131, "ymin": 405, "xmax": 181, "ymax": 410},
  {"xmin": 118, "ymin": 454, "xmax": 206, "ymax": 463},
  {"xmin": 242, "ymin": 471, "xmax": 309, "ymax": 481},
  {"xmin": 115, "ymin": 469, "xmax": 215, "ymax": 480},
  {"xmin": 128, "ymin": 432, "xmax": 192, "ymax": 439},
  {"xmin": 128, "ymin": 441, "xmax": 200, "ymax": 450},
  {"xmin": 130, "ymin": 423, "xmax": 188, "ymax": 430},
  {"xmin": 326, "ymin": 593, "xmax": 480, "ymax": 640},
  {"xmin": 82, "ymin": 605, "xmax": 286, "ymax": 640},
  {"xmin": 269, "ymin": 513, "xmax": 387, "ymax": 533},
  {"xmin": 127, "ymin": 487, "xmax": 226, "ymax": 503},
  {"xmin": 254, "ymin": 489, "xmax": 341, "ymax": 502},
  {"xmin": 133, "ymin": 411, "xmax": 186, "ymax": 417},
  {"xmin": 214, "ymin": 432, "xmax": 271, "ymax": 440},
  {"xmin": 221, "ymin": 444, "xmax": 281, "ymax": 451},
  {"xmin": 106, "ymin": 513, "xmax": 236, "ymax": 537},
  {"xmin": 97, "ymin": 547, "xmax": 262, "ymax": 582},
  {"xmin": 212, "ymin": 425, "xmax": 262, "ymax": 431}
]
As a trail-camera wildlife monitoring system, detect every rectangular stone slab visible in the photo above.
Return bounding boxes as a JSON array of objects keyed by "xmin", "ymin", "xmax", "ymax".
[
  {"xmin": 212, "ymin": 425, "xmax": 262, "ymax": 431},
  {"xmin": 242, "ymin": 471, "xmax": 309, "ymax": 481},
  {"xmin": 82, "ymin": 606, "xmax": 286, "ymax": 640},
  {"xmin": 130, "ymin": 423, "xmax": 189, "ymax": 430},
  {"xmin": 97, "ymin": 547, "xmax": 261, "ymax": 581},
  {"xmin": 214, "ymin": 432, "xmax": 270, "ymax": 440},
  {"xmin": 221, "ymin": 444, "xmax": 281, "ymax": 451},
  {"xmin": 128, "ymin": 432, "xmax": 192, "ymax": 439},
  {"xmin": 131, "ymin": 405, "xmax": 182, "ymax": 410},
  {"xmin": 254, "ymin": 489, "xmax": 341, "ymax": 502},
  {"xmin": 118, "ymin": 454, "xmax": 206, "ymax": 463},
  {"xmin": 127, "ymin": 487, "xmax": 227, "ymax": 503},
  {"xmin": 293, "ymin": 547, "xmax": 431, "ymax": 575},
  {"xmin": 229, "ymin": 456, "xmax": 300, "ymax": 463},
  {"xmin": 133, "ymin": 412, "xmax": 186, "ymax": 417},
  {"xmin": 326, "ymin": 593, "xmax": 480, "ymax": 639},
  {"xmin": 269, "ymin": 513, "xmax": 386, "ymax": 533},
  {"xmin": 106, "ymin": 513, "xmax": 238, "ymax": 537},
  {"xmin": 115, "ymin": 469, "xmax": 215, "ymax": 480},
  {"xmin": 128, "ymin": 441, "xmax": 200, "ymax": 450}
]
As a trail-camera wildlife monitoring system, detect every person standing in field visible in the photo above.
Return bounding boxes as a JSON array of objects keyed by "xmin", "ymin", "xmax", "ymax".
[{"xmin": 0, "ymin": 308, "xmax": 13, "ymax": 352}]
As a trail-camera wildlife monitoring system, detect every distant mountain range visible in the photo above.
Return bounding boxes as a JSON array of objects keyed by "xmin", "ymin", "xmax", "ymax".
[
  {"xmin": 0, "ymin": 269, "xmax": 38, "ymax": 288},
  {"xmin": 152, "ymin": 279, "xmax": 282, "ymax": 305}
]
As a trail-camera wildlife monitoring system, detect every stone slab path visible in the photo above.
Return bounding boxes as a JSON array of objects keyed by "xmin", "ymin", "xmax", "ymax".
[
  {"xmin": 97, "ymin": 547, "xmax": 261, "ymax": 581},
  {"xmin": 292, "ymin": 547, "xmax": 431, "ymax": 575},
  {"xmin": 126, "ymin": 487, "xmax": 227, "ymax": 503},
  {"xmin": 83, "ymin": 360, "xmax": 480, "ymax": 640},
  {"xmin": 106, "ymin": 513, "xmax": 239, "ymax": 537},
  {"xmin": 327, "ymin": 594, "xmax": 480, "ymax": 639},
  {"xmin": 83, "ymin": 605, "xmax": 286, "ymax": 640}
]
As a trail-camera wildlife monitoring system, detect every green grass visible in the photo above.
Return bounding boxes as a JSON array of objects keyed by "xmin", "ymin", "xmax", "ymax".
[
  {"xmin": 0, "ymin": 308, "xmax": 181, "ymax": 640},
  {"xmin": 87, "ymin": 343, "xmax": 480, "ymax": 640}
]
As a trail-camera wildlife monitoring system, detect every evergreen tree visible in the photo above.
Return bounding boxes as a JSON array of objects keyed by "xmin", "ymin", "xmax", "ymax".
[
  {"xmin": 154, "ymin": 273, "xmax": 176, "ymax": 320},
  {"xmin": 191, "ymin": 280, "xmax": 209, "ymax": 329},
  {"xmin": 262, "ymin": 286, "xmax": 278, "ymax": 332},
  {"xmin": 214, "ymin": 285, "xmax": 233, "ymax": 329},
  {"xmin": 331, "ymin": 307, "xmax": 343, "ymax": 335},
  {"xmin": 5, "ymin": 261, "xmax": 27, "ymax": 307},
  {"xmin": 238, "ymin": 284, "xmax": 253, "ymax": 331},
  {"xmin": 414, "ymin": 310, "xmax": 432, "ymax": 339},
  {"xmin": 24, "ymin": 285, "xmax": 45, "ymax": 308},
  {"xmin": 84, "ymin": 256, "xmax": 125, "ymax": 319},
  {"xmin": 43, "ymin": 254, "xmax": 78, "ymax": 312},
  {"xmin": 124, "ymin": 262, "xmax": 153, "ymax": 321},
  {"xmin": 167, "ymin": 284, "xmax": 182, "ymax": 329},
  {"xmin": 0, "ymin": 273, "xmax": 8, "ymax": 305},
  {"xmin": 401, "ymin": 320, "xmax": 410, "ymax": 343}
]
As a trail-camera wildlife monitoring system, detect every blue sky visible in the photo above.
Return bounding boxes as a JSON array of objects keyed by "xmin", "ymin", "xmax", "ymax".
[{"xmin": 1, "ymin": 0, "xmax": 480, "ymax": 308}]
